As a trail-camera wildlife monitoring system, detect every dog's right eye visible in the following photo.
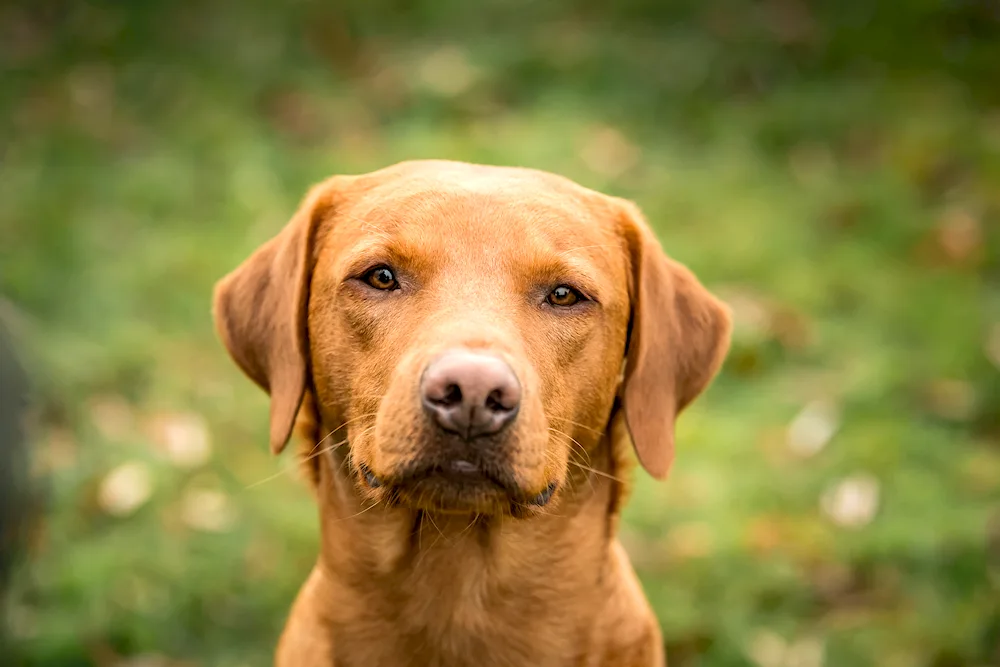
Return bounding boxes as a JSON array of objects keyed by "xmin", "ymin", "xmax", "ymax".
[{"xmin": 363, "ymin": 266, "xmax": 399, "ymax": 290}]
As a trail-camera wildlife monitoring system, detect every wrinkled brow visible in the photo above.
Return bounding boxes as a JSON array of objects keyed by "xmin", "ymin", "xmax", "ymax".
[
  {"xmin": 512, "ymin": 252, "xmax": 605, "ymax": 302},
  {"xmin": 334, "ymin": 235, "xmax": 440, "ymax": 281}
]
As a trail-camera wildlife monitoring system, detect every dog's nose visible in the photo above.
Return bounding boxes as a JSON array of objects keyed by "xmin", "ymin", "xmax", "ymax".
[{"xmin": 421, "ymin": 349, "xmax": 521, "ymax": 440}]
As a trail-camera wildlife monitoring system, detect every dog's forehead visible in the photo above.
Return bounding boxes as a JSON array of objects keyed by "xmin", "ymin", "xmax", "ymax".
[
  {"xmin": 337, "ymin": 161, "xmax": 617, "ymax": 253},
  {"xmin": 358, "ymin": 159, "xmax": 596, "ymax": 200}
]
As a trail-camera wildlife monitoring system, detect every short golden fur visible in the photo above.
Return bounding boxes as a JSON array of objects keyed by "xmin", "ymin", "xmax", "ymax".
[{"xmin": 213, "ymin": 160, "xmax": 731, "ymax": 666}]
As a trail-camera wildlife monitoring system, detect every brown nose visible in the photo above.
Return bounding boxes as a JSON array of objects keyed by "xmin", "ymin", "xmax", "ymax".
[{"xmin": 420, "ymin": 349, "xmax": 521, "ymax": 440}]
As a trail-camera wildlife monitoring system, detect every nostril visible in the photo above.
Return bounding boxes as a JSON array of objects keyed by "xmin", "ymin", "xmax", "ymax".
[
  {"xmin": 430, "ymin": 383, "xmax": 462, "ymax": 407},
  {"xmin": 485, "ymin": 389, "xmax": 512, "ymax": 413}
]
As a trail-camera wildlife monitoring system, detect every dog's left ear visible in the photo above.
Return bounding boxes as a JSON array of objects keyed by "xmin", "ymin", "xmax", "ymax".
[
  {"xmin": 212, "ymin": 177, "xmax": 342, "ymax": 454},
  {"xmin": 616, "ymin": 199, "xmax": 732, "ymax": 480}
]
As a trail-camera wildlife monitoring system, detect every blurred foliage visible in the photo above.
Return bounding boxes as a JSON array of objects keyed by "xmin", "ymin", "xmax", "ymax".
[{"xmin": 1, "ymin": 0, "xmax": 999, "ymax": 665}]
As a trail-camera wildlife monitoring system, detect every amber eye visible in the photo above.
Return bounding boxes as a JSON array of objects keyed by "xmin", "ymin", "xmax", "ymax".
[
  {"xmin": 547, "ymin": 285, "xmax": 582, "ymax": 307},
  {"xmin": 364, "ymin": 266, "xmax": 399, "ymax": 290}
]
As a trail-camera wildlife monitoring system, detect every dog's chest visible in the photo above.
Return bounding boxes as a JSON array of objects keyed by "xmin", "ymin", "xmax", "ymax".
[
  {"xmin": 333, "ymin": 541, "xmax": 596, "ymax": 666},
  {"xmin": 338, "ymin": 593, "xmax": 584, "ymax": 667}
]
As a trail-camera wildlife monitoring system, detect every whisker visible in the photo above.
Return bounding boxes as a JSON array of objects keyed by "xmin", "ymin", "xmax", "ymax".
[
  {"xmin": 547, "ymin": 426, "xmax": 592, "ymax": 465},
  {"xmin": 244, "ymin": 466, "xmax": 301, "ymax": 490},
  {"xmin": 304, "ymin": 412, "xmax": 378, "ymax": 456},
  {"xmin": 245, "ymin": 439, "xmax": 350, "ymax": 490},
  {"xmin": 423, "ymin": 513, "xmax": 447, "ymax": 553},
  {"xmin": 567, "ymin": 459, "xmax": 625, "ymax": 484},
  {"xmin": 332, "ymin": 500, "xmax": 381, "ymax": 523},
  {"xmin": 548, "ymin": 416, "xmax": 604, "ymax": 436},
  {"xmin": 453, "ymin": 515, "xmax": 479, "ymax": 543},
  {"xmin": 517, "ymin": 502, "xmax": 558, "ymax": 518},
  {"xmin": 309, "ymin": 421, "xmax": 377, "ymax": 468},
  {"xmin": 300, "ymin": 437, "xmax": 348, "ymax": 463},
  {"xmin": 541, "ymin": 444, "xmax": 595, "ymax": 497},
  {"xmin": 246, "ymin": 414, "xmax": 381, "ymax": 490},
  {"xmin": 425, "ymin": 512, "xmax": 445, "ymax": 540}
]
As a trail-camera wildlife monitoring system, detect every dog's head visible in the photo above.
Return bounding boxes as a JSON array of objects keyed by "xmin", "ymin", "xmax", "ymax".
[{"xmin": 214, "ymin": 161, "xmax": 730, "ymax": 516}]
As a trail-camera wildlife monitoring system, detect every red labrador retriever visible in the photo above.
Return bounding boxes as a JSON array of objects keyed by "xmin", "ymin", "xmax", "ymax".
[{"xmin": 213, "ymin": 160, "xmax": 731, "ymax": 666}]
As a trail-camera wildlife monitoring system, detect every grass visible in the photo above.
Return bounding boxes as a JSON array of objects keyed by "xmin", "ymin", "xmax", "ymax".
[{"xmin": 1, "ymin": 1, "xmax": 998, "ymax": 665}]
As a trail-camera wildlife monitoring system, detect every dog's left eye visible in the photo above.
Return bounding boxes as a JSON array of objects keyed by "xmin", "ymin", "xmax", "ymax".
[
  {"xmin": 364, "ymin": 266, "xmax": 399, "ymax": 290},
  {"xmin": 547, "ymin": 285, "xmax": 583, "ymax": 307}
]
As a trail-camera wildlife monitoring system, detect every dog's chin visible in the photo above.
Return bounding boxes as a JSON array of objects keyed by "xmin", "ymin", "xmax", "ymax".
[
  {"xmin": 364, "ymin": 460, "xmax": 559, "ymax": 517},
  {"xmin": 394, "ymin": 475, "xmax": 512, "ymax": 515}
]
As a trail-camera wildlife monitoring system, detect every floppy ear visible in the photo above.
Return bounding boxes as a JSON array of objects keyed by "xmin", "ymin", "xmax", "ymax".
[
  {"xmin": 618, "ymin": 200, "xmax": 732, "ymax": 479},
  {"xmin": 212, "ymin": 178, "xmax": 340, "ymax": 454}
]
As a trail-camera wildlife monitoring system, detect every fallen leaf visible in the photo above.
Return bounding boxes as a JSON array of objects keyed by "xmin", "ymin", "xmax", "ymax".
[
  {"xmin": 787, "ymin": 399, "xmax": 840, "ymax": 458},
  {"xmin": 366, "ymin": 62, "xmax": 411, "ymax": 108},
  {"xmin": 259, "ymin": 87, "xmax": 327, "ymax": 143},
  {"xmin": 88, "ymin": 394, "xmax": 135, "ymax": 442},
  {"xmin": 985, "ymin": 323, "xmax": 1000, "ymax": 370},
  {"xmin": 760, "ymin": 0, "xmax": 816, "ymax": 45},
  {"xmin": 729, "ymin": 346, "xmax": 766, "ymax": 376},
  {"xmin": 417, "ymin": 46, "xmax": 478, "ymax": 97},
  {"xmin": 811, "ymin": 562, "xmax": 854, "ymax": 600},
  {"xmin": 579, "ymin": 126, "xmax": 641, "ymax": 179},
  {"xmin": 748, "ymin": 631, "xmax": 824, "ymax": 667},
  {"xmin": 112, "ymin": 574, "xmax": 167, "ymax": 614},
  {"xmin": 66, "ymin": 63, "xmax": 114, "ymax": 115},
  {"xmin": 536, "ymin": 20, "xmax": 590, "ymax": 68},
  {"xmin": 936, "ymin": 207, "xmax": 983, "ymax": 264},
  {"xmin": 785, "ymin": 637, "xmax": 825, "ymax": 667},
  {"xmin": 719, "ymin": 288, "xmax": 772, "ymax": 343},
  {"xmin": 35, "ymin": 427, "xmax": 78, "ymax": 474},
  {"xmin": 716, "ymin": 287, "xmax": 814, "ymax": 351},
  {"xmin": 146, "ymin": 411, "xmax": 211, "ymax": 468},
  {"xmin": 820, "ymin": 473, "xmax": 879, "ymax": 528},
  {"xmin": 97, "ymin": 462, "xmax": 153, "ymax": 517},
  {"xmin": 745, "ymin": 515, "xmax": 787, "ymax": 554},
  {"xmin": 113, "ymin": 655, "xmax": 192, "ymax": 667},
  {"xmin": 960, "ymin": 447, "xmax": 1000, "ymax": 494},
  {"xmin": 244, "ymin": 535, "xmax": 282, "ymax": 579},
  {"xmin": 747, "ymin": 630, "xmax": 788, "ymax": 667},
  {"xmin": 663, "ymin": 521, "xmax": 715, "ymax": 560},
  {"xmin": 922, "ymin": 379, "xmax": 976, "ymax": 421},
  {"xmin": 180, "ymin": 488, "xmax": 237, "ymax": 533},
  {"xmin": 770, "ymin": 306, "xmax": 815, "ymax": 350},
  {"xmin": 665, "ymin": 471, "xmax": 717, "ymax": 509}
]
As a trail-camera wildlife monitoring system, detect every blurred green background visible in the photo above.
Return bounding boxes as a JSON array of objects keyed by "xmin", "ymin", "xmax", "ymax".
[{"xmin": 2, "ymin": 1, "xmax": 999, "ymax": 665}]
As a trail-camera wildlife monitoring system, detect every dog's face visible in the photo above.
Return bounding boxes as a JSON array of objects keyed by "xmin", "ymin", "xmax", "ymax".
[
  {"xmin": 308, "ymin": 165, "xmax": 632, "ymax": 515},
  {"xmin": 214, "ymin": 161, "xmax": 730, "ymax": 517}
]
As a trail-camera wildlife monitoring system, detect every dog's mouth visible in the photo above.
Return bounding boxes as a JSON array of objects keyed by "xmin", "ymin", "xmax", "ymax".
[{"xmin": 359, "ymin": 459, "xmax": 557, "ymax": 515}]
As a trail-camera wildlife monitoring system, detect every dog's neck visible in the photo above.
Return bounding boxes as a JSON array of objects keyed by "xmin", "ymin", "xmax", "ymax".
[{"xmin": 299, "ymin": 409, "xmax": 634, "ymax": 662}]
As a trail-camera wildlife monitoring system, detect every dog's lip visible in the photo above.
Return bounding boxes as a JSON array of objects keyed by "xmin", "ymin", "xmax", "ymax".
[
  {"xmin": 437, "ymin": 459, "xmax": 491, "ymax": 483},
  {"xmin": 363, "ymin": 467, "xmax": 381, "ymax": 488},
  {"xmin": 527, "ymin": 480, "xmax": 558, "ymax": 506},
  {"xmin": 378, "ymin": 458, "xmax": 520, "ymax": 496},
  {"xmin": 366, "ymin": 459, "xmax": 556, "ymax": 509},
  {"xmin": 399, "ymin": 459, "xmax": 510, "ymax": 490}
]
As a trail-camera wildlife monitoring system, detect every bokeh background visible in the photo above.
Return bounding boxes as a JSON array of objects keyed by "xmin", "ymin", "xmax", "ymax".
[{"xmin": 2, "ymin": 1, "xmax": 999, "ymax": 665}]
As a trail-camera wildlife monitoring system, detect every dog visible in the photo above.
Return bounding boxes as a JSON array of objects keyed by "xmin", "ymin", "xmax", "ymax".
[{"xmin": 213, "ymin": 160, "xmax": 731, "ymax": 666}]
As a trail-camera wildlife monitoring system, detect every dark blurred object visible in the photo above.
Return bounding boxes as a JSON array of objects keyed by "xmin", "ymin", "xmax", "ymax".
[{"xmin": 0, "ymin": 318, "xmax": 30, "ymax": 646}]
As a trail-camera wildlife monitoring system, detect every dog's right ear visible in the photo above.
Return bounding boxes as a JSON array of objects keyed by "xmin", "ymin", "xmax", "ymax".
[
  {"xmin": 212, "ymin": 177, "xmax": 342, "ymax": 454},
  {"xmin": 616, "ymin": 199, "xmax": 732, "ymax": 480}
]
